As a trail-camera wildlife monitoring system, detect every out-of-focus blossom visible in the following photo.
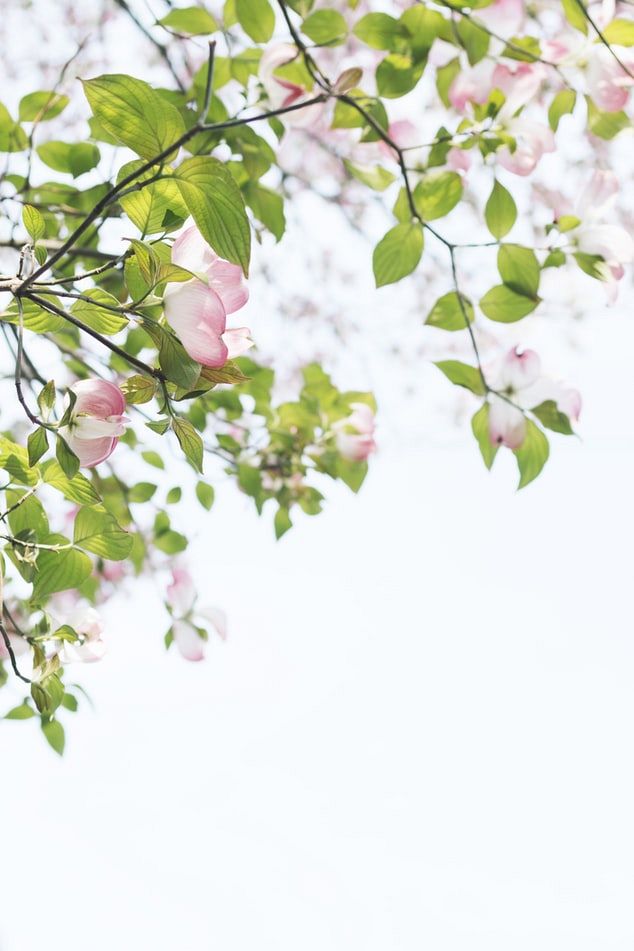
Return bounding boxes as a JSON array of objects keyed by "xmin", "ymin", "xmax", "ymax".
[
  {"xmin": 164, "ymin": 224, "xmax": 252, "ymax": 368},
  {"xmin": 333, "ymin": 402, "xmax": 376, "ymax": 461},
  {"xmin": 497, "ymin": 117, "xmax": 555, "ymax": 176},
  {"xmin": 259, "ymin": 44, "xmax": 323, "ymax": 128},
  {"xmin": 60, "ymin": 606, "xmax": 106, "ymax": 664},
  {"xmin": 475, "ymin": 0, "xmax": 526, "ymax": 38},
  {"xmin": 488, "ymin": 347, "xmax": 581, "ymax": 449},
  {"xmin": 587, "ymin": 44, "xmax": 634, "ymax": 112},
  {"xmin": 447, "ymin": 146, "xmax": 471, "ymax": 175},
  {"xmin": 60, "ymin": 380, "xmax": 128, "ymax": 468},
  {"xmin": 166, "ymin": 563, "xmax": 227, "ymax": 661},
  {"xmin": 449, "ymin": 60, "xmax": 495, "ymax": 113}
]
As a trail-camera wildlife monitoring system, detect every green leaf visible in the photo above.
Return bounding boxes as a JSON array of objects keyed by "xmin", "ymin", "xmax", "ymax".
[
  {"xmin": 479, "ymin": 285, "xmax": 539, "ymax": 322},
  {"xmin": 23, "ymin": 204, "xmax": 45, "ymax": 242},
  {"xmin": 56, "ymin": 436, "xmax": 80, "ymax": 479},
  {"xmin": 27, "ymin": 427, "xmax": 49, "ymax": 467},
  {"xmin": 372, "ymin": 223, "xmax": 423, "ymax": 287},
  {"xmin": 0, "ymin": 103, "xmax": 28, "ymax": 152},
  {"xmin": 32, "ymin": 539, "xmax": 93, "ymax": 601},
  {"xmin": 302, "ymin": 9, "xmax": 348, "ymax": 45},
  {"xmin": 141, "ymin": 450, "xmax": 165, "ymax": 469},
  {"xmin": 19, "ymin": 91, "xmax": 69, "ymax": 122},
  {"xmin": 41, "ymin": 718, "xmax": 65, "ymax": 756},
  {"xmin": 497, "ymin": 244, "xmax": 540, "ymax": 297},
  {"xmin": 73, "ymin": 505, "xmax": 133, "ymax": 560},
  {"xmin": 172, "ymin": 417, "xmax": 204, "ymax": 473},
  {"xmin": 32, "ymin": 674, "xmax": 64, "ymax": 716},
  {"xmin": 561, "ymin": 0, "xmax": 587, "ymax": 32},
  {"xmin": 70, "ymin": 288, "xmax": 129, "ymax": 335},
  {"xmin": 128, "ymin": 482, "xmax": 158, "ymax": 503},
  {"xmin": 120, "ymin": 374, "xmax": 157, "ymax": 405},
  {"xmin": 344, "ymin": 160, "xmax": 396, "ymax": 191},
  {"xmin": 353, "ymin": 12, "xmax": 404, "ymax": 50},
  {"xmin": 484, "ymin": 179, "xmax": 516, "ymax": 239},
  {"xmin": 531, "ymin": 400, "xmax": 574, "ymax": 435},
  {"xmin": 514, "ymin": 419, "xmax": 549, "ymax": 488},
  {"xmin": 36, "ymin": 141, "xmax": 100, "ymax": 178},
  {"xmin": 426, "ymin": 291, "xmax": 474, "ymax": 332},
  {"xmin": 174, "ymin": 156, "xmax": 251, "ymax": 274},
  {"xmin": 5, "ymin": 703, "xmax": 36, "ymax": 720},
  {"xmin": 166, "ymin": 486, "xmax": 182, "ymax": 504},
  {"xmin": 455, "ymin": 15, "xmax": 490, "ymax": 64},
  {"xmin": 196, "ymin": 481, "xmax": 215, "ymax": 510},
  {"xmin": 235, "ymin": 0, "xmax": 275, "ymax": 41},
  {"xmin": 413, "ymin": 172, "xmax": 462, "ymax": 221},
  {"xmin": 6, "ymin": 489, "xmax": 49, "ymax": 538},
  {"xmin": 548, "ymin": 89, "xmax": 576, "ymax": 130},
  {"xmin": 602, "ymin": 18, "xmax": 634, "ymax": 45},
  {"xmin": 243, "ymin": 182, "xmax": 286, "ymax": 240},
  {"xmin": 82, "ymin": 74, "xmax": 186, "ymax": 160},
  {"xmin": 158, "ymin": 330, "xmax": 201, "ymax": 390},
  {"xmin": 274, "ymin": 506, "xmax": 292, "ymax": 539},
  {"xmin": 0, "ymin": 435, "xmax": 40, "ymax": 485},
  {"xmin": 376, "ymin": 53, "xmax": 424, "ymax": 98},
  {"xmin": 117, "ymin": 161, "xmax": 188, "ymax": 235},
  {"xmin": 586, "ymin": 97, "xmax": 629, "ymax": 139},
  {"xmin": 158, "ymin": 6, "xmax": 218, "ymax": 34},
  {"xmin": 471, "ymin": 403, "xmax": 498, "ymax": 470},
  {"xmin": 42, "ymin": 461, "xmax": 102, "ymax": 506},
  {"xmin": 434, "ymin": 359, "xmax": 484, "ymax": 395}
]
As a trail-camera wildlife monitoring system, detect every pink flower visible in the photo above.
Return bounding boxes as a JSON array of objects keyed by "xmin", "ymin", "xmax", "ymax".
[
  {"xmin": 259, "ymin": 44, "xmax": 323, "ymax": 128},
  {"xmin": 497, "ymin": 117, "xmax": 555, "ymax": 176},
  {"xmin": 379, "ymin": 120, "xmax": 420, "ymax": 160},
  {"xmin": 61, "ymin": 379, "xmax": 128, "ymax": 468},
  {"xmin": 449, "ymin": 60, "xmax": 495, "ymax": 113},
  {"xmin": 167, "ymin": 564, "xmax": 196, "ymax": 616},
  {"xmin": 475, "ymin": 0, "xmax": 525, "ymax": 38},
  {"xmin": 164, "ymin": 225, "xmax": 252, "ymax": 368},
  {"xmin": 488, "ymin": 348, "xmax": 581, "ymax": 449},
  {"xmin": 172, "ymin": 608, "xmax": 227, "ymax": 662},
  {"xmin": 59, "ymin": 606, "xmax": 106, "ymax": 664},
  {"xmin": 587, "ymin": 44, "xmax": 634, "ymax": 112},
  {"xmin": 446, "ymin": 147, "xmax": 471, "ymax": 175},
  {"xmin": 333, "ymin": 403, "xmax": 376, "ymax": 462}
]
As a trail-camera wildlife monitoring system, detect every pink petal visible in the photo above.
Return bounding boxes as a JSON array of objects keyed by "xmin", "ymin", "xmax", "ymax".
[
  {"xmin": 171, "ymin": 225, "xmax": 214, "ymax": 273},
  {"xmin": 222, "ymin": 327, "xmax": 253, "ymax": 359},
  {"xmin": 164, "ymin": 280, "xmax": 228, "ymax": 367},
  {"xmin": 71, "ymin": 379, "xmax": 125, "ymax": 419},
  {"xmin": 488, "ymin": 397, "xmax": 526, "ymax": 449},
  {"xmin": 500, "ymin": 347, "xmax": 541, "ymax": 391},
  {"xmin": 172, "ymin": 620, "xmax": 205, "ymax": 662},
  {"xmin": 65, "ymin": 432, "xmax": 119, "ymax": 468},
  {"xmin": 207, "ymin": 258, "xmax": 249, "ymax": 313}
]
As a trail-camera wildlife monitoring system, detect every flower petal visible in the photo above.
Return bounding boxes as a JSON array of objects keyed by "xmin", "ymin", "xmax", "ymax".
[
  {"xmin": 172, "ymin": 619, "xmax": 205, "ymax": 662},
  {"xmin": 164, "ymin": 280, "xmax": 229, "ymax": 367}
]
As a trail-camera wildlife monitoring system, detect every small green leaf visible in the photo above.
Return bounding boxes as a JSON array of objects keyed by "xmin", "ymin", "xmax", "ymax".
[
  {"xmin": 344, "ymin": 161, "xmax": 396, "ymax": 191},
  {"xmin": 531, "ymin": 400, "xmax": 574, "ymax": 435},
  {"xmin": 141, "ymin": 450, "xmax": 165, "ymax": 469},
  {"xmin": 479, "ymin": 285, "xmax": 539, "ymax": 322},
  {"xmin": 158, "ymin": 6, "xmax": 218, "ymax": 34},
  {"xmin": 196, "ymin": 481, "xmax": 215, "ymax": 510},
  {"xmin": 302, "ymin": 8, "xmax": 348, "ymax": 45},
  {"xmin": 426, "ymin": 291, "xmax": 474, "ymax": 332},
  {"xmin": 37, "ymin": 380, "xmax": 56, "ymax": 421},
  {"xmin": 73, "ymin": 506, "xmax": 133, "ymax": 560},
  {"xmin": 434, "ymin": 360, "xmax": 485, "ymax": 395},
  {"xmin": 32, "ymin": 538, "xmax": 93, "ymax": 601},
  {"xmin": 484, "ymin": 179, "xmax": 516, "ymax": 239},
  {"xmin": 236, "ymin": 0, "xmax": 275, "ymax": 41},
  {"xmin": 19, "ymin": 91, "xmax": 69, "ymax": 122},
  {"xmin": 5, "ymin": 703, "xmax": 36, "ymax": 720},
  {"xmin": 56, "ymin": 436, "xmax": 80, "ymax": 479},
  {"xmin": 413, "ymin": 171, "xmax": 462, "ymax": 221},
  {"xmin": 36, "ymin": 141, "xmax": 100, "ymax": 178},
  {"xmin": 353, "ymin": 12, "xmax": 404, "ymax": 50},
  {"xmin": 497, "ymin": 244, "xmax": 540, "ymax": 297},
  {"xmin": 372, "ymin": 223, "xmax": 423, "ymax": 287},
  {"xmin": 274, "ymin": 506, "xmax": 292, "ymax": 539},
  {"xmin": 548, "ymin": 89, "xmax": 576, "ymax": 130},
  {"xmin": 41, "ymin": 718, "xmax": 65, "ymax": 756},
  {"xmin": 603, "ymin": 18, "xmax": 634, "ymax": 45},
  {"xmin": 128, "ymin": 482, "xmax": 158, "ymax": 503},
  {"xmin": 172, "ymin": 417, "xmax": 204, "ymax": 473},
  {"xmin": 514, "ymin": 419, "xmax": 549, "ymax": 488},
  {"xmin": 120, "ymin": 374, "xmax": 157, "ymax": 405},
  {"xmin": 471, "ymin": 403, "xmax": 498, "ymax": 470},
  {"xmin": 28, "ymin": 427, "xmax": 49, "ymax": 467},
  {"xmin": 23, "ymin": 204, "xmax": 45, "ymax": 242}
]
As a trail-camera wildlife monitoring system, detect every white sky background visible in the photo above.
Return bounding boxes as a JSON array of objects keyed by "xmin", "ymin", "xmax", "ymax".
[{"xmin": 1, "ymin": 2, "xmax": 634, "ymax": 948}]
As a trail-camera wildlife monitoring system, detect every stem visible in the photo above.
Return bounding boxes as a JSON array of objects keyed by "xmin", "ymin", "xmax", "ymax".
[{"xmin": 0, "ymin": 620, "xmax": 31, "ymax": 683}]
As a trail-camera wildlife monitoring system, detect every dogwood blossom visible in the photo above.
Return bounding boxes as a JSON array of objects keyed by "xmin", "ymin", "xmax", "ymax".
[
  {"xmin": 60, "ymin": 379, "xmax": 128, "ymax": 468},
  {"xmin": 333, "ymin": 403, "xmax": 376, "ymax": 461}
]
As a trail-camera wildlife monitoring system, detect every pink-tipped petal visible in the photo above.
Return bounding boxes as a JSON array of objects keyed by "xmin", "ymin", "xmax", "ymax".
[
  {"xmin": 164, "ymin": 280, "xmax": 229, "ymax": 367},
  {"xmin": 488, "ymin": 397, "xmax": 526, "ymax": 449},
  {"xmin": 500, "ymin": 347, "xmax": 542, "ymax": 391},
  {"xmin": 64, "ymin": 432, "xmax": 119, "ymax": 468},
  {"xmin": 71, "ymin": 379, "xmax": 126, "ymax": 419},
  {"xmin": 172, "ymin": 620, "xmax": 205, "ymax": 662},
  {"xmin": 222, "ymin": 327, "xmax": 253, "ymax": 359},
  {"xmin": 207, "ymin": 258, "xmax": 249, "ymax": 313}
]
